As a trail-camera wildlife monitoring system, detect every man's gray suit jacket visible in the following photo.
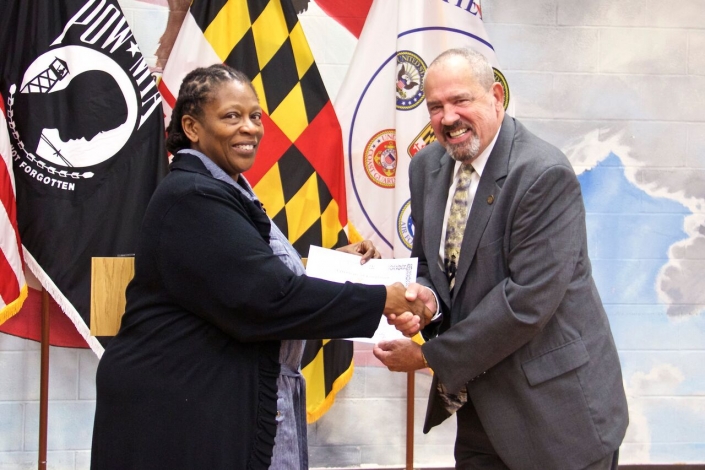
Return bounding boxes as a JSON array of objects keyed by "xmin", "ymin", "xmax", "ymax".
[{"xmin": 410, "ymin": 116, "xmax": 629, "ymax": 470}]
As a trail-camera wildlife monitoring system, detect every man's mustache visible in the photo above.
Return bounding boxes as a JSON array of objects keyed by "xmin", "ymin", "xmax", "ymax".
[{"xmin": 442, "ymin": 122, "xmax": 474, "ymax": 136}]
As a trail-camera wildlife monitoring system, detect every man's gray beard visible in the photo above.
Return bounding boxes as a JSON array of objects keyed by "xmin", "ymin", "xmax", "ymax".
[{"xmin": 447, "ymin": 133, "xmax": 481, "ymax": 163}]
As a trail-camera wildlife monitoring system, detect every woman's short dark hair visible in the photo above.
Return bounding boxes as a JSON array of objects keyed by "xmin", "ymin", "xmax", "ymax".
[{"xmin": 165, "ymin": 64, "xmax": 257, "ymax": 154}]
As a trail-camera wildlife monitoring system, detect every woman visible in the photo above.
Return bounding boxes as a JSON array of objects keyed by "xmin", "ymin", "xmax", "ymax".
[{"xmin": 90, "ymin": 64, "xmax": 429, "ymax": 470}]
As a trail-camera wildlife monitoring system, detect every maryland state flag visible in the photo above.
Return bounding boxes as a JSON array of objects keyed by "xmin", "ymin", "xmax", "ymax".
[
  {"xmin": 160, "ymin": 0, "xmax": 354, "ymax": 422},
  {"xmin": 0, "ymin": 0, "xmax": 168, "ymax": 354}
]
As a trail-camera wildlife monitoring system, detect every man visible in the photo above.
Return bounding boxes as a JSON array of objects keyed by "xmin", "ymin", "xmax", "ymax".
[{"xmin": 373, "ymin": 48, "xmax": 628, "ymax": 470}]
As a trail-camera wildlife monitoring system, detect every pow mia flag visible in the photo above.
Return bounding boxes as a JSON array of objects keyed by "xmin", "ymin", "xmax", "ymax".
[{"xmin": 0, "ymin": 0, "xmax": 168, "ymax": 354}]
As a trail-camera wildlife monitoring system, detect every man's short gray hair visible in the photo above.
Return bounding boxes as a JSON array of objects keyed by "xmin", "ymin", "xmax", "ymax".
[{"xmin": 429, "ymin": 48, "xmax": 495, "ymax": 90}]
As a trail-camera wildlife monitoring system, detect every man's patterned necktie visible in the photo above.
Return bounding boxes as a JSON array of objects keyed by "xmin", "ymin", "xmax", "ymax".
[
  {"xmin": 438, "ymin": 163, "xmax": 474, "ymax": 414},
  {"xmin": 444, "ymin": 163, "xmax": 474, "ymax": 290}
]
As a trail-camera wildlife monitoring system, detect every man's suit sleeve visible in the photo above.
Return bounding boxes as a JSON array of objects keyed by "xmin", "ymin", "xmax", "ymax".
[
  {"xmin": 424, "ymin": 163, "xmax": 585, "ymax": 393},
  {"xmin": 409, "ymin": 155, "xmax": 445, "ymax": 340}
]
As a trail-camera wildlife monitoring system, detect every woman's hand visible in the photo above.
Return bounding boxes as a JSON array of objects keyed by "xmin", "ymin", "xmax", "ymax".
[{"xmin": 336, "ymin": 240, "xmax": 382, "ymax": 264}]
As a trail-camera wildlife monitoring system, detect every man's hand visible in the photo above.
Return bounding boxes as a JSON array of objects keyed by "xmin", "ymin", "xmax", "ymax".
[
  {"xmin": 336, "ymin": 240, "xmax": 381, "ymax": 264},
  {"xmin": 373, "ymin": 339, "xmax": 427, "ymax": 372},
  {"xmin": 405, "ymin": 282, "xmax": 438, "ymax": 315},
  {"xmin": 384, "ymin": 283, "xmax": 433, "ymax": 337}
]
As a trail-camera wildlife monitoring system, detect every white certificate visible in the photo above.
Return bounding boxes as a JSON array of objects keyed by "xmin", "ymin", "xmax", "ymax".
[{"xmin": 305, "ymin": 245, "xmax": 418, "ymax": 343}]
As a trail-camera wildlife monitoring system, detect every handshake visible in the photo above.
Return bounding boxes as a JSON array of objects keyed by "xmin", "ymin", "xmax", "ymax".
[{"xmin": 382, "ymin": 282, "xmax": 437, "ymax": 337}]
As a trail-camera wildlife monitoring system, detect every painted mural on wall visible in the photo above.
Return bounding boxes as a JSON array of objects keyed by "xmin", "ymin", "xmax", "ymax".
[{"xmin": 567, "ymin": 133, "xmax": 705, "ymax": 462}]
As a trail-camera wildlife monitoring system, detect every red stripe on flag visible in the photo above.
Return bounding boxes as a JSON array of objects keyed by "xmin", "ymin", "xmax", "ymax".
[
  {"xmin": 0, "ymin": 249, "xmax": 20, "ymax": 304},
  {"xmin": 0, "ymin": 155, "xmax": 20, "ymax": 238},
  {"xmin": 315, "ymin": 0, "xmax": 373, "ymax": 38},
  {"xmin": 158, "ymin": 79, "xmax": 177, "ymax": 110},
  {"xmin": 0, "ymin": 93, "xmax": 20, "ymax": 238},
  {"xmin": 0, "ymin": 287, "xmax": 89, "ymax": 348},
  {"xmin": 0, "ymin": 91, "xmax": 24, "ymax": 307},
  {"xmin": 0, "ymin": 132, "xmax": 24, "ymax": 276}
]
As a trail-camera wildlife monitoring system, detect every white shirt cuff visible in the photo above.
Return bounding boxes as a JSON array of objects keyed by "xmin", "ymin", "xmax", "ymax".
[{"xmin": 426, "ymin": 286, "xmax": 442, "ymax": 322}]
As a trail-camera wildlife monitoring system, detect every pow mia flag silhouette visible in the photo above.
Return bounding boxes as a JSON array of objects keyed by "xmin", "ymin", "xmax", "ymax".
[{"xmin": 0, "ymin": 0, "xmax": 168, "ymax": 352}]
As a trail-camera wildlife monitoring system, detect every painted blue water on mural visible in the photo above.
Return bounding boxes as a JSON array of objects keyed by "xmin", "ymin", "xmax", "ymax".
[
  {"xmin": 578, "ymin": 153, "xmax": 705, "ymax": 463},
  {"xmin": 579, "ymin": 152, "xmax": 687, "ymax": 305}
]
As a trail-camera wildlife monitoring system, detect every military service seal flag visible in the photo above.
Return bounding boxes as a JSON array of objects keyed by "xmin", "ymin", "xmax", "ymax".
[
  {"xmin": 336, "ymin": 0, "xmax": 512, "ymax": 258},
  {"xmin": 0, "ymin": 0, "xmax": 168, "ymax": 354}
]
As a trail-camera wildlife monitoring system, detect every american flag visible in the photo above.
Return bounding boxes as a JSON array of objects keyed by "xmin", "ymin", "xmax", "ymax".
[{"xmin": 0, "ymin": 92, "xmax": 27, "ymax": 325}]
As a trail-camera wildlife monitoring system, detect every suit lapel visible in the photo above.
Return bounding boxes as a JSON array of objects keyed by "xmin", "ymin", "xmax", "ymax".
[
  {"xmin": 452, "ymin": 117, "xmax": 515, "ymax": 300},
  {"xmin": 425, "ymin": 151, "xmax": 454, "ymax": 307}
]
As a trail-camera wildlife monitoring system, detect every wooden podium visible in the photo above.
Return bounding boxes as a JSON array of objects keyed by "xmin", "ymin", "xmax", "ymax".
[{"xmin": 90, "ymin": 257, "xmax": 135, "ymax": 336}]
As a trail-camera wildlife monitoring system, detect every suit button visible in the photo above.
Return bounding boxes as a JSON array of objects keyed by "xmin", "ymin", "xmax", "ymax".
[{"xmin": 487, "ymin": 195, "xmax": 494, "ymax": 205}]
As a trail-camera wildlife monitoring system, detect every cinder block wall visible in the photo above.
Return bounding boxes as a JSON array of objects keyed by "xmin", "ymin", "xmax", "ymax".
[
  {"xmin": 2, "ymin": 0, "xmax": 704, "ymax": 468},
  {"xmin": 0, "ymin": 335, "xmax": 97, "ymax": 469}
]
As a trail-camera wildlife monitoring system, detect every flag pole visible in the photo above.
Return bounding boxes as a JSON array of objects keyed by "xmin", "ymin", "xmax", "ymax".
[
  {"xmin": 406, "ymin": 371, "xmax": 415, "ymax": 470},
  {"xmin": 38, "ymin": 288, "xmax": 50, "ymax": 470}
]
